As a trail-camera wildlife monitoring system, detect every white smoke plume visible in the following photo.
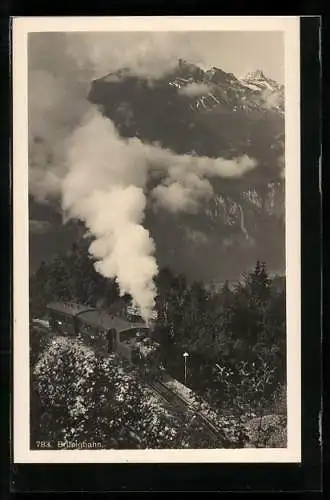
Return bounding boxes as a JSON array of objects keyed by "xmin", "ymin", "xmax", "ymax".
[
  {"xmin": 61, "ymin": 110, "xmax": 158, "ymax": 319},
  {"xmin": 149, "ymin": 153, "xmax": 257, "ymax": 213},
  {"xmin": 65, "ymin": 31, "xmax": 205, "ymax": 81},
  {"xmin": 178, "ymin": 82, "xmax": 212, "ymax": 97},
  {"xmin": 152, "ymin": 178, "xmax": 213, "ymax": 214},
  {"xmin": 28, "ymin": 33, "xmax": 92, "ymax": 202},
  {"xmin": 262, "ymin": 88, "xmax": 284, "ymax": 111},
  {"xmin": 28, "ymin": 32, "xmax": 257, "ymax": 321}
]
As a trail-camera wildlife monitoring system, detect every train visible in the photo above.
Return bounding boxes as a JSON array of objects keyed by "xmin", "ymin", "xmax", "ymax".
[
  {"xmin": 31, "ymin": 301, "xmax": 227, "ymax": 446},
  {"xmin": 34, "ymin": 301, "xmax": 161, "ymax": 367}
]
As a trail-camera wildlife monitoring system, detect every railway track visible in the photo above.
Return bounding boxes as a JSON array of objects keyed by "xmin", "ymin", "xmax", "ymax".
[
  {"xmin": 32, "ymin": 314, "xmax": 228, "ymax": 446},
  {"xmin": 148, "ymin": 378, "xmax": 228, "ymax": 446},
  {"xmin": 148, "ymin": 379, "xmax": 187, "ymax": 414},
  {"xmin": 195, "ymin": 412, "xmax": 224, "ymax": 443}
]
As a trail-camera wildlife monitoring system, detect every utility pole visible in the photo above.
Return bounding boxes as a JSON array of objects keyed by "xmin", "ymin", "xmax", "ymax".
[{"xmin": 183, "ymin": 352, "xmax": 189, "ymax": 385}]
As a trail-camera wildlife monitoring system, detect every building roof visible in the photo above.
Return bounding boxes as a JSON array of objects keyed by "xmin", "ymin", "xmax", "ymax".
[
  {"xmin": 76, "ymin": 308, "xmax": 147, "ymax": 333},
  {"xmin": 46, "ymin": 301, "xmax": 148, "ymax": 333},
  {"xmin": 46, "ymin": 302, "xmax": 98, "ymax": 318}
]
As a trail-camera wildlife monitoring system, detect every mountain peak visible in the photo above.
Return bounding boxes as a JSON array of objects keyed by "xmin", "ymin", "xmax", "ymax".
[
  {"xmin": 177, "ymin": 58, "xmax": 204, "ymax": 80},
  {"xmin": 243, "ymin": 69, "xmax": 267, "ymax": 81},
  {"xmin": 250, "ymin": 69, "xmax": 267, "ymax": 80},
  {"xmin": 205, "ymin": 66, "xmax": 236, "ymax": 83}
]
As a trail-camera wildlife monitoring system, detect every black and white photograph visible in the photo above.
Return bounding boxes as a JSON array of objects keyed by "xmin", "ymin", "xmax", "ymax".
[{"xmin": 13, "ymin": 17, "xmax": 301, "ymax": 463}]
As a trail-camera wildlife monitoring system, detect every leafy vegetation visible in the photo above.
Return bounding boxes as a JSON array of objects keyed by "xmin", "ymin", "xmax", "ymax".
[
  {"xmin": 30, "ymin": 240, "xmax": 286, "ymax": 448},
  {"xmin": 30, "ymin": 336, "xmax": 226, "ymax": 449},
  {"xmin": 152, "ymin": 261, "xmax": 286, "ymax": 447}
]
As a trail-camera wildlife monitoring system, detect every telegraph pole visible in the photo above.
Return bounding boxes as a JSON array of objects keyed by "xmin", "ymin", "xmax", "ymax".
[{"xmin": 183, "ymin": 352, "xmax": 189, "ymax": 385}]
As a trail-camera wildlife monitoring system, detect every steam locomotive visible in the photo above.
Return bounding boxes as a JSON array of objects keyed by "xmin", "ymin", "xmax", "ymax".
[{"xmin": 35, "ymin": 301, "xmax": 160, "ymax": 366}]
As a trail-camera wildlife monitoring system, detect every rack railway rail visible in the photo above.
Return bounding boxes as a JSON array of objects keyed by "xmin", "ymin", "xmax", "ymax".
[
  {"xmin": 147, "ymin": 378, "xmax": 230, "ymax": 447},
  {"xmin": 148, "ymin": 379, "xmax": 189, "ymax": 413},
  {"xmin": 31, "ymin": 302, "xmax": 231, "ymax": 447}
]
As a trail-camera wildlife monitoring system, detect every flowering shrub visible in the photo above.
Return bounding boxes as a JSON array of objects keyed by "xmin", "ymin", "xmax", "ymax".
[
  {"xmin": 188, "ymin": 392, "xmax": 249, "ymax": 448},
  {"xmin": 30, "ymin": 254, "xmax": 286, "ymax": 449},
  {"xmin": 29, "ymin": 326, "xmax": 53, "ymax": 367},
  {"xmin": 195, "ymin": 358, "xmax": 286, "ymax": 448},
  {"xmin": 32, "ymin": 337, "xmax": 121, "ymax": 445},
  {"xmin": 244, "ymin": 414, "xmax": 287, "ymax": 448},
  {"xmin": 31, "ymin": 336, "xmax": 212, "ymax": 449}
]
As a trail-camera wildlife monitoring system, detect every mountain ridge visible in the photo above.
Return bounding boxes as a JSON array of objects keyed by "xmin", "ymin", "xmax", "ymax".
[
  {"xmin": 88, "ymin": 59, "xmax": 285, "ymax": 281},
  {"xmin": 29, "ymin": 59, "xmax": 285, "ymax": 282}
]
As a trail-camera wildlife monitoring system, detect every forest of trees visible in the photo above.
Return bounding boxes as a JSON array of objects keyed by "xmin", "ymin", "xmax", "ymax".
[
  {"xmin": 31, "ymin": 337, "xmax": 222, "ymax": 449},
  {"xmin": 30, "ymin": 238, "xmax": 287, "ymax": 448}
]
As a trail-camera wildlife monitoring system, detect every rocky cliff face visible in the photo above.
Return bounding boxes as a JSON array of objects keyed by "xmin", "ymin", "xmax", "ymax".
[
  {"xmin": 30, "ymin": 60, "xmax": 285, "ymax": 281},
  {"xmin": 86, "ymin": 60, "xmax": 285, "ymax": 281}
]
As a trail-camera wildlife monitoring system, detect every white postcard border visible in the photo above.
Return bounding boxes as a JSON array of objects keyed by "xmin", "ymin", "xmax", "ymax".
[{"xmin": 12, "ymin": 16, "xmax": 301, "ymax": 463}]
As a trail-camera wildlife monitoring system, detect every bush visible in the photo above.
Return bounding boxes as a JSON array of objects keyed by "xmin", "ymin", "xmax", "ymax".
[
  {"xmin": 29, "ymin": 327, "xmax": 52, "ymax": 367},
  {"xmin": 244, "ymin": 414, "xmax": 287, "ymax": 448},
  {"xmin": 30, "ymin": 255, "xmax": 287, "ymax": 449},
  {"xmin": 31, "ymin": 336, "xmax": 215, "ymax": 449}
]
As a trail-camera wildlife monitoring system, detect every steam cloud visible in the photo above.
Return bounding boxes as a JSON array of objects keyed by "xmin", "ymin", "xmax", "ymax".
[
  {"xmin": 28, "ymin": 32, "xmax": 257, "ymax": 320},
  {"xmin": 262, "ymin": 88, "xmax": 283, "ymax": 111},
  {"xmin": 66, "ymin": 32, "xmax": 205, "ymax": 81},
  {"xmin": 178, "ymin": 82, "xmax": 212, "ymax": 97}
]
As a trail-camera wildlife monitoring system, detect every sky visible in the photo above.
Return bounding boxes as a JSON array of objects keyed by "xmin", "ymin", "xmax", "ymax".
[
  {"xmin": 28, "ymin": 30, "xmax": 285, "ymax": 292},
  {"xmin": 48, "ymin": 30, "xmax": 284, "ymax": 84},
  {"xmin": 182, "ymin": 31, "xmax": 284, "ymax": 83},
  {"xmin": 109, "ymin": 31, "xmax": 285, "ymax": 83},
  {"xmin": 28, "ymin": 29, "xmax": 285, "ymax": 205}
]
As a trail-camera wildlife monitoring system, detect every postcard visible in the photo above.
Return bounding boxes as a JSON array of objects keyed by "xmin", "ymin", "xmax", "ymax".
[{"xmin": 12, "ymin": 16, "xmax": 301, "ymax": 463}]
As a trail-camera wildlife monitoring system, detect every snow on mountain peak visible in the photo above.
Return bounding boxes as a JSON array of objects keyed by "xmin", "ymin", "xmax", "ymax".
[
  {"xmin": 239, "ymin": 69, "xmax": 283, "ymax": 99},
  {"xmin": 244, "ymin": 69, "xmax": 267, "ymax": 81}
]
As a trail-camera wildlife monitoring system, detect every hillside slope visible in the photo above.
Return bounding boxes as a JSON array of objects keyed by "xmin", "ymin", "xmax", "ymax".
[{"xmin": 30, "ymin": 60, "xmax": 285, "ymax": 281}]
